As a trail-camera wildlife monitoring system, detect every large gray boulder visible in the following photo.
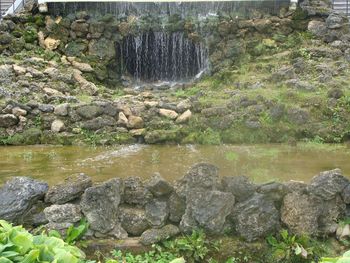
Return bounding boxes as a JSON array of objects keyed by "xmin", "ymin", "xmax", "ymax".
[
  {"xmin": 44, "ymin": 203, "xmax": 82, "ymax": 223},
  {"xmin": 146, "ymin": 173, "xmax": 173, "ymax": 197},
  {"xmin": 232, "ymin": 194, "xmax": 280, "ymax": 241},
  {"xmin": 0, "ymin": 114, "xmax": 18, "ymax": 128},
  {"xmin": 123, "ymin": 177, "xmax": 153, "ymax": 207},
  {"xmin": 80, "ymin": 178, "xmax": 123, "ymax": 234},
  {"xmin": 307, "ymin": 169, "xmax": 349, "ymax": 200},
  {"xmin": 140, "ymin": 225, "xmax": 180, "ymax": 245},
  {"xmin": 45, "ymin": 173, "xmax": 92, "ymax": 204},
  {"xmin": 119, "ymin": 206, "xmax": 149, "ymax": 236},
  {"xmin": 281, "ymin": 192, "xmax": 321, "ymax": 236},
  {"xmin": 145, "ymin": 200, "xmax": 169, "ymax": 227},
  {"xmin": 221, "ymin": 176, "xmax": 256, "ymax": 202},
  {"xmin": 176, "ymin": 163, "xmax": 221, "ymax": 198},
  {"xmin": 0, "ymin": 177, "xmax": 48, "ymax": 224},
  {"xmin": 168, "ymin": 192, "xmax": 186, "ymax": 223},
  {"xmin": 180, "ymin": 190, "xmax": 235, "ymax": 234}
]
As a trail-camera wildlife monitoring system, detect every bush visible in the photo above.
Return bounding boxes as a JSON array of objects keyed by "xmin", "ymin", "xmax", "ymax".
[{"xmin": 0, "ymin": 220, "xmax": 86, "ymax": 263}]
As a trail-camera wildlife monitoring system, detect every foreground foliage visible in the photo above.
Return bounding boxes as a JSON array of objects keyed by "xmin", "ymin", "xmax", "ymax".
[{"xmin": 0, "ymin": 220, "xmax": 86, "ymax": 263}]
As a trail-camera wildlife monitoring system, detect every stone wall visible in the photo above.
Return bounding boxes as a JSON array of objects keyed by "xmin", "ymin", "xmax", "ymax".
[{"xmin": 0, "ymin": 163, "xmax": 349, "ymax": 245}]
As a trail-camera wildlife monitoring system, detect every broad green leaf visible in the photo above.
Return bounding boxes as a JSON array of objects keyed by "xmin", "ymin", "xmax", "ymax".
[
  {"xmin": 11, "ymin": 233, "xmax": 33, "ymax": 254},
  {"xmin": 0, "ymin": 257, "xmax": 13, "ymax": 263},
  {"xmin": 22, "ymin": 249, "xmax": 40, "ymax": 263}
]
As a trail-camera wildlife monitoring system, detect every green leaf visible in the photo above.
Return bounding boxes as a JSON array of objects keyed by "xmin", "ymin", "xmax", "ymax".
[
  {"xmin": 22, "ymin": 249, "xmax": 40, "ymax": 263},
  {"xmin": 0, "ymin": 257, "xmax": 13, "ymax": 263}
]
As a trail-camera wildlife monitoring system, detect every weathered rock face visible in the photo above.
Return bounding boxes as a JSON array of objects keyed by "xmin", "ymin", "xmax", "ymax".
[
  {"xmin": 180, "ymin": 190, "xmax": 235, "ymax": 234},
  {"xmin": 145, "ymin": 199, "xmax": 169, "ymax": 227},
  {"xmin": 232, "ymin": 194, "xmax": 280, "ymax": 241},
  {"xmin": 281, "ymin": 192, "xmax": 321, "ymax": 236},
  {"xmin": 146, "ymin": 173, "xmax": 173, "ymax": 197},
  {"xmin": 45, "ymin": 173, "xmax": 92, "ymax": 204},
  {"xmin": 119, "ymin": 206, "xmax": 149, "ymax": 236},
  {"xmin": 123, "ymin": 177, "xmax": 153, "ymax": 206},
  {"xmin": 0, "ymin": 114, "xmax": 18, "ymax": 128},
  {"xmin": 44, "ymin": 203, "xmax": 82, "ymax": 224},
  {"xmin": 140, "ymin": 224, "xmax": 180, "ymax": 245},
  {"xmin": 0, "ymin": 177, "xmax": 48, "ymax": 224},
  {"xmin": 80, "ymin": 178, "xmax": 123, "ymax": 233},
  {"xmin": 307, "ymin": 169, "xmax": 349, "ymax": 200},
  {"xmin": 222, "ymin": 176, "xmax": 256, "ymax": 202},
  {"xmin": 176, "ymin": 163, "xmax": 221, "ymax": 198}
]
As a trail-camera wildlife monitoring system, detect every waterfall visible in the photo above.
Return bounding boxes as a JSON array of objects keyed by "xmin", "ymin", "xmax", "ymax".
[{"xmin": 121, "ymin": 31, "xmax": 208, "ymax": 82}]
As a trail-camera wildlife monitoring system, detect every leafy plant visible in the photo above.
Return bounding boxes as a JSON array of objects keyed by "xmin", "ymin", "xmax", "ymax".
[
  {"xmin": 48, "ymin": 219, "xmax": 89, "ymax": 245},
  {"xmin": 0, "ymin": 219, "xmax": 86, "ymax": 263},
  {"xmin": 320, "ymin": 250, "xmax": 350, "ymax": 263},
  {"xmin": 267, "ymin": 229, "xmax": 320, "ymax": 263}
]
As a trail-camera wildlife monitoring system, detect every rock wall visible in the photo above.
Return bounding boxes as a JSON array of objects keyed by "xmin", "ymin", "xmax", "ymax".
[{"xmin": 0, "ymin": 163, "xmax": 349, "ymax": 244}]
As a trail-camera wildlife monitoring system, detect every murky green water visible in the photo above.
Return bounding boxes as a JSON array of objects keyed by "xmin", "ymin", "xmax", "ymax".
[{"xmin": 0, "ymin": 143, "xmax": 350, "ymax": 185}]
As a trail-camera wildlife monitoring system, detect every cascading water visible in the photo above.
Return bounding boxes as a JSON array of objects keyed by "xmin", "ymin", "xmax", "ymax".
[{"xmin": 121, "ymin": 31, "xmax": 208, "ymax": 82}]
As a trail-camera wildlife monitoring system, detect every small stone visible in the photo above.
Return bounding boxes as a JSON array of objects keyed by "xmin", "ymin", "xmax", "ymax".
[
  {"xmin": 72, "ymin": 61, "xmax": 94, "ymax": 72},
  {"xmin": 140, "ymin": 225, "xmax": 180, "ymax": 245},
  {"xmin": 12, "ymin": 107, "xmax": 27, "ymax": 117},
  {"xmin": 176, "ymin": 100, "xmax": 192, "ymax": 113},
  {"xmin": 54, "ymin": 103, "xmax": 69, "ymax": 116},
  {"xmin": 129, "ymin": 129, "xmax": 145, "ymax": 136},
  {"xmin": 44, "ymin": 37, "xmax": 60, "ymax": 51},
  {"xmin": 0, "ymin": 114, "xmax": 18, "ymax": 128},
  {"xmin": 44, "ymin": 204, "xmax": 81, "ymax": 223},
  {"xmin": 144, "ymin": 101, "xmax": 158, "ymax": 108},
  {"xmin": 43, "ymin": 87, "xmax": 63, "ymax": 96},
  {"xmin": 13, "ymin": 65, "xmax": 26, "ymax": 75},
  {"xmin": 159, "ymin": 109, "xmax": 178, "ymax": 120},
  {"xmin": 176, "ymin": 110, "xmax": 192, "ymax": 124},
  {"xmin": 127, "ymin": 115, "xmax": 144, "ymax": 129},
  {"xmin": 45, "ymin": 173, "xmax": 92, "ymax": 204},
  {"xmin": 117, "ymin": 112, "xmax": 128, "ymax": 127},
  {"xmin": 38, "ymin": 104, "xmax": 54, "ymax": 113},
  {"xmin": 51, "ymin": 119, "xmax": 65, "ymax": 133}
]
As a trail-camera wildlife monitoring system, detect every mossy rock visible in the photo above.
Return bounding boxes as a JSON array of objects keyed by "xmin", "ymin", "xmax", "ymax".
[
  {"xmin": 2, "ymin": 128, "xmax": 42, "ymax": 145},
  {"xmin": 23, "ymin": 26, "xmax": 38, "ymax": 44},
  {"xmin": 64, "ymin": 40, "xmax": 88, "ymax": 57}
]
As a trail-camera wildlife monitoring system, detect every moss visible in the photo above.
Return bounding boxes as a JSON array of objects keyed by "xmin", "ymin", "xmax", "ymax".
[{"xmin": 1, "ymin": 128, "xmax": 42, "ymax": 145}]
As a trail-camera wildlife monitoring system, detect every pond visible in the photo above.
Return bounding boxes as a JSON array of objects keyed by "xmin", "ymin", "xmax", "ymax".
[{"xmin": 0, "ymin": 143, "xmax": 350, "ymax": 185}]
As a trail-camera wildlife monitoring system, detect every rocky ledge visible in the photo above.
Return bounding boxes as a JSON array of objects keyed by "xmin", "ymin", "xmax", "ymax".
[{"xmin": 0, "ymin": 163, "xmax": 349, "ymax": 245}]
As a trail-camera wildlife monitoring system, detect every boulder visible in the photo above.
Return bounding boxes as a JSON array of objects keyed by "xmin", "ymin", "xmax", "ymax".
[
  {"xmin": 307, "ymin": 169, "xmax": 349, "ymax": 200},
  {"xmin": 159, "ymin": 109, "xmax": 178, "ymax": 120},
  {"xmin": 0, "ymin": 177, "xmax": 48, "ymax": 224},
  {"xmin": 54, "ymin": 103, "xmax": 70, "ymax": 116},
  {"xmin": 12, "ymin": 107, "xmax": 27, "ymax": 117},
  {"xmin": 168, "ymin": 192, "xmax": 186, "ymax": 223},
  {"xmin": 221, "ymin": 176, "xmax": 256, "ymax": 202},
  {"xmin": 146, "ymin": 173, "xmax": 173, "ymax": 197},
  {"xmin": 180, "ymin": 190, "xmax": 235, "ymax": 234},
  {"xmin": 308, "ymin": 20, "xmax": 328, "ymax": 38},
  {"xmin": 117, "ymin": 112, "xmax": 128, "ymax": 127},
  {"xmin": 72, "ymin": 61, "xmax": 94, "ymax": 72},
  {"xmin": 76, "ymin": 105, "xmax": 103, "ymax": 120},
  {"xmin": 140, "ymin": 225, "xmax": 180, "ymax": 245},
  {"xmin": 44, "ymin": 37, "xmax": 60, "ymax": 51},
  {"xmin": 281, "ymin": 192, "xmax": 320, "ymax": 235},
  {"xmin": 326, "ymin": 13, "xmax": 349, "ymax": 29},
  {"xmin": 319, "ymin": 196, "xmax": 346, "ymax": 235},
  {"xmin": 51, "ymin": 119, "xmax": 65, "ymax": 133},
  {"xmin": 0, "ymin": 114, "xmax": 18, "ymax": 128},
  {"xmin": 123, "ymin": 177, "xmax": 153, "ymax": 206},
  {"xmin": 80, "ymin": 178, "xmax": 123, "ymax": 233},
  {"xmin": 233, "ymin": 194, "xmax": 280, "ymax": 241},
  {"xmin": 119, "ymin": 206, "xmax": 149, "ymax": 236},
  {"xmin": 145, "ymin": 200, "xmax": 169, "ymax": 227},
  {"xmin": 342, "ymin": 184, "xmax": 350, "ymax": 204},
  {"xmin": 176, "ymin": 110, "xmax": 192, "ymax": 124},
  {"xmin": 176, "ymin": 163, "xmax": 220, "ymax": 198},
  {"xmin": 127, "ymin": 116, "xmax": 144, "ymax": 129},
  {"xmin": 44, "ymin": 203, "xmax": 82, "ymax": 223},
  {"xmin": 45, "ymin": 173, "xmax": 92, "ymax": 204},
  {"xmin": 257, "ymin": 182, "xmax": 289, "ymax": 205}
]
